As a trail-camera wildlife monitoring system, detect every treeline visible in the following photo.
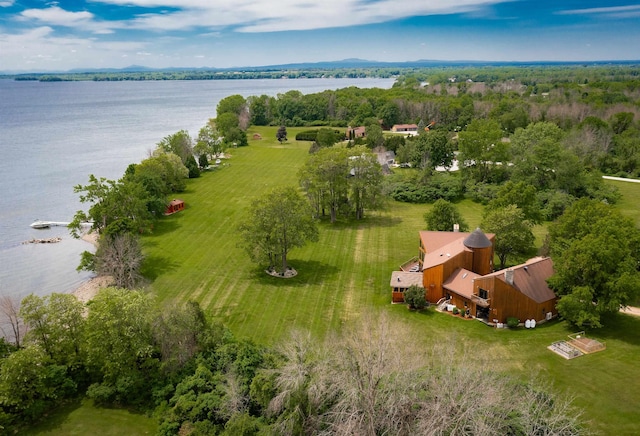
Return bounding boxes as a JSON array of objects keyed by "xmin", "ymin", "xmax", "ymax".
[
  {"xmin": 8, "ymin": 63, "xmax": 640, "ymax": 84},
  {"xmin": 0, "ymin": 294, "xmax": 585, "ymax": 434},
  {"xmin": 69, "ymin": 118, "xmax": 246, "ymax": 288},
  {"xmin": 10, "ymin": 68, "xmax": 385, "ymax": 82}
]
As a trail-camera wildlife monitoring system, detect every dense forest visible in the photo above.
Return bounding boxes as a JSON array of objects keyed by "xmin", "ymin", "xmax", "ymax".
[{"xmin": 2, "ymin": 64, "xmax": 640, "ymax": 434}]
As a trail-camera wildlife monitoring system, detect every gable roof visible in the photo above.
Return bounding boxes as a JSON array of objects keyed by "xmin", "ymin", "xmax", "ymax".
[
  {"xmin": 443, "ymin": 268, "xmax": 482, "ymax": 299},
  {"xmin": 420, "ymin": 230, "xmax": 495, "ymax": 269},
  {"xmin": 422, "ymin": 237, "xmax": 470, "ymax": 268},
  {"xmin": 484, "ymin": 257, "xmax": 556, "ymax": 303}
]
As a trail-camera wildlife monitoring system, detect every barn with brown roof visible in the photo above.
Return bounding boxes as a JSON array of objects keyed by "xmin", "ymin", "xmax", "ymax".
[{"xmin": 391, "ymin": 229, "xmax": 557, "ymax": 324}]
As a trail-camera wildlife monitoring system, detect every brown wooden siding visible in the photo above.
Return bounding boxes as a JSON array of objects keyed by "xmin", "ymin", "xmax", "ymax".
[
  {"xmin": 472, "ymin": 245, "xmax": 494, "ymax": 275},
  {"xmin": 392, "ymin": 289, "xmax": 405, "ymax": 303},
  {"xmin": 474, "ymin": 276, "xmax": 557, "ymax": 323},
  {"xmin": 423, "ymin": 251, "xmax": 472, "ymax": 303},
  {"xmin": 423, "ymin": 265, "xmax": 443, "ymax": 303}
]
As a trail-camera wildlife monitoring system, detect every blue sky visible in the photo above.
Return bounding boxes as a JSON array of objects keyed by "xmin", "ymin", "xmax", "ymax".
[{"xmin": 1, "ymin": 0, "xmax": 639, "ymax": 72}]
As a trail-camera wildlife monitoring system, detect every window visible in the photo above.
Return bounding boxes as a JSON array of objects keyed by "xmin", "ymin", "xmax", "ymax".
[{"xmin": 479, "ymin": 288, "xmax": 488, "ymax": 300}]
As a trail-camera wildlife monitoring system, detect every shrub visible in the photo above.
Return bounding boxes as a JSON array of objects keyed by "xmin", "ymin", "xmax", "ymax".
[
  {"xmin": 506, "ymin": 317, "xmax": 519, "ymax": 328},
  {"xmin": 404, "ymin": 285, "xmax": 427, "ymax": 310},
  {"xmin": 452, "ymin": 307, "xmax": 459, "ymax": 315},
  {"xmin": 295, "ymin": 130, "xmax": 318, "ymax": 141}
]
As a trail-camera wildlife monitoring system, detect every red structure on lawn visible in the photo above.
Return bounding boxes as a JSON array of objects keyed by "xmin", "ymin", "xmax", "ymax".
[{"xmin": 165, "ymin": 199, "xmax": 185, "ymax": 215}]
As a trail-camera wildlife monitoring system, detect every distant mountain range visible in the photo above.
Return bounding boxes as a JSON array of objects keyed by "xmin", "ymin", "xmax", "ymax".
[{"xmin": 3, "ymin": 58, "xmax": 639, "ymax": 75}]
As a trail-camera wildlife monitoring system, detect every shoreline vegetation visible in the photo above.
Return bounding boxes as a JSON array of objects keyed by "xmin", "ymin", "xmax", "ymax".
[
  {"xmin": 71, "ymin": 232, "xmax": 112, "ymax": 303},
  {"xmin": 3, "ymin": 59, "xmax": 639, "ymax": 83}
]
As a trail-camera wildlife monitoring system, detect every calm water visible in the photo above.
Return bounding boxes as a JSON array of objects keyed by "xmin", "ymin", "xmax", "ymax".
[{"xmin": 0, "ymin": 77, "xmax": 394, "ymax": 300}]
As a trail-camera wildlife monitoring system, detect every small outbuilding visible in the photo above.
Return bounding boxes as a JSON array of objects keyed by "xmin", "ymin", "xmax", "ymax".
[{"xmin": 165, "ymin": 199, "xmax": 185, "ymax": 215}]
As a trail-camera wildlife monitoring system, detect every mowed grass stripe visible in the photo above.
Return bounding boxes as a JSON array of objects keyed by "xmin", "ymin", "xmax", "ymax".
[{"xmin": 143, "ymin": 127, "xmax": 640, "ymax": 435}]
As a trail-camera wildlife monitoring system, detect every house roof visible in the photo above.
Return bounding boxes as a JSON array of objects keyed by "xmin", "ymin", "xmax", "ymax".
[
  {"xmin": 392, "ymin": 124, "xmax": 418, "ymax": 130},
  {"xmin": 443, "ymin": 268, "xmax": 481, "ymax": 299},
  {"xmin": 419, "ymin": 230, "xmax": 495, "ymax": 269},
  {"xmin": 422, "ymin": 238, "xmax": 470, "ymax": 268},
  {"xmin": 463, "ymin": 228, "xmax": 492, "ymax": 249},
  {"xmin": 390, "ymin": 271, "xmax": 423, "ymax": 289},
  {"xmin": 483, "ymin": 257, "xmax": 556, "ymax": 303}
]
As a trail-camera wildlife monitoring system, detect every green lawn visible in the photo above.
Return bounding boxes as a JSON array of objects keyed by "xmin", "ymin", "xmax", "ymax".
[
  {"xmin": 137, "ymin": 128, "xmax": 640, "ymax": 434},
  {"xmin": 35, "ymin": 129, "xmax": 640, "ymax": 435},
  {"xmin": 23, "ymin": 399, "xmax": 157, "ymax": 435},
  {"xmin": 608, "ymin": 179, "xmax": 640, "ymax": 226}
]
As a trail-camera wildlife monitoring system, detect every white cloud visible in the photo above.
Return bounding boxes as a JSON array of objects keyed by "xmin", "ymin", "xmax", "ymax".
[
  {"xmin": 0, "ymin": 0, "xmax": 15, "ymax": 7},
  {"xmin": 20, "ymin": 6, "xmax": 95, "ymax": 25},
  {"xmin": 90, "ymin": 0, "xmax": 507, "ymax": 33},
  {"xmin": 0, "ymin": 26, "xmax": 146, "ymax": 70},
  {"xmin": 557, "ymin": 4, "xmax": 640, "ymax": 19}
]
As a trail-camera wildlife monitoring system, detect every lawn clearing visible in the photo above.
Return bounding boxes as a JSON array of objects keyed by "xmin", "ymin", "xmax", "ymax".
[
  {"xmin": 23, "ymin": 399, "xmax": 157, "ymax": 435},
  {"xmin": 139, "ymin": 128, "xmax": 640, "ymax": 435}
]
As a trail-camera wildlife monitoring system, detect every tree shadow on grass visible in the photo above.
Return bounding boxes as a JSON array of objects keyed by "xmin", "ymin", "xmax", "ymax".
[
  {"xmin": 317, "ymin": 214, "xmax": 403, "ymax": 230},
  {"xmin": 21, "ymin": 398, "xmax": 84, "ymax": 434},
  {"xmin": 587, "ymin": 312, "xmax": 640, "ymax": 346},
  {"xmin": 247, "ymin": 259, "xmax": 340, "ymax": 288},
  {"xmin": 146, "ymin": 215, "xmax": 181, "ymax": 238},
  {"xmin": 23, "ymin": 398, "xmax": 152, "ymax": 435},
  {"xmin": 140, "ymin": 250, "xmax": 181, "ymax": 281}
]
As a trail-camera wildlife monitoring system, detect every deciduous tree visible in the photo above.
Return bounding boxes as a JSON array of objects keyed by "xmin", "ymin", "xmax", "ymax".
[
  {"xmin": 276, "ymin": 125, "xmax": 287, "ymax": 143},
  {"xmin": 424, "ymin": 199, "xmax": 469, "ymax": 232},
  {"xmin": 156, "ymin": 130, "xmax": 193, "ymax": 165},
  {"xmin": 482, "ymin": 204, "xmax": 535, "ymax": 269},
  {"xmin": 90, "ymin": 233, "xmax": 145, "ymax": 289},
  {"xmin": 84, "ymin": 288, "xmax": 157, "ymax": 404},
  {"xmin": 195, "ymin": 123, "xmax": 224, "ymax": 159},
  {"xmin": 237, "ymin": 187, "xmax": 319, "ymax": 274},
  {"xmin": 547, "ymin": 199, "xmax": 640, "ymax": 327},
  {"xmin": 20, "ymin": 293, "xmax": 85, "ymax": 366},
  {"xmin": 69, "ymin": 175, "xmax": 153, "ymax": 238},
  {"xmin": 347, "ymin": 146, "xmax": 384, "ymax": 220},
  {"xmin": 458, "ymin": 119, "xmax": 508, "ymax": 183}
]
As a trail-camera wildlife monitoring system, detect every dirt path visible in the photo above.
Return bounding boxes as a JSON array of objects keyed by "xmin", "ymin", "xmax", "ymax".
[{"xmin": 621, "ymin": 306, "xmax": 640, "ymax": 317}]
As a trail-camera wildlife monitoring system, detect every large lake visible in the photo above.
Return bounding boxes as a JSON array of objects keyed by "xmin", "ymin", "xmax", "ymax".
[{"xmin": 0, "ymin": 77, "xmax": 394, "ymax": 301}]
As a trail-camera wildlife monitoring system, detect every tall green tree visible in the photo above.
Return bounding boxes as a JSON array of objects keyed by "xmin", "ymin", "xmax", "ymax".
[
  {"xmin": 248, "ymin": 95, "xmax": 272, "ymax": 126},
  {"xmin": 485, "ymin": 181, "xmax": 541, "ymax": 224},
  {"xmin": 195, "ymin": 123, "xmax": 224, "ymax": 158},
  {"xmin": 411, "ymin": 130, "xmax": 454, "ymax": 170},
  {"xmin": 424, "ymin": 199, "xmax": 469, "ymax": 232},
  {"xmin": 217, "ymin": 94, "xmax": 246, "ymax": 117},
  {"xmin": 547, "ymin": 199, "xmax": 640, "ymax": 327},
  {"xmin": 316, "ymin": 127, "xmax": 338, "ymax": 148},
  {"xmin": 69, "ymin": 175, "xmax": 153, "ymax": 238},
  {"xmin": 510, "ymin": 122, "xmax": 564, "ymax": 190},
  {"xmin": 237, "ymin": 187, "xmax": 319, "ymax": 274},
  {"xmin": 481, "ymin": 205, "xmax": 535, "ymax": 269},
  {"xmin": 0, "ymin": 345, "xmax": 76, "ymax": 425},
  {"xmin": 299, "ymin": 147, "xmax": 350, "ymax": 223},
  {"xmin": 458, "ymin": 119, "xmax": 508, "ymax": 183},
  {"xmin": 20, "ymin": 293, "xmax": 86, "ymax": 366},
  {"xmin": 347, "ymin": 147, "xmax": 384, "ymax": 220},
  {"xmin": 216, "ymin": 112, "xmax": 240, "ymax": 137},
  {"xmin": 156, "ymin": 130, "xmax": 193, "ymax": 165},
  {"xmin": 84, "ymin": 288, "xmax": 157, "ymax": 404},
  {"xmin": 365, "ymin": 123, "xmax": 384, "ymax": 149}
]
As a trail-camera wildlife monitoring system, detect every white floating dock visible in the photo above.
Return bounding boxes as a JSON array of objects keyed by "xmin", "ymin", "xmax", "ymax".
[{"xmin": 30, "ymin": 220, "xmax": 71, "ymax": 229}]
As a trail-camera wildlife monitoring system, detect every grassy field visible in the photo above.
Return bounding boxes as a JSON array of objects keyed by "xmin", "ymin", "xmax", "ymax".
[
  {"xmin": 24, "ymin": 399, "xmax": 157, "ymax": 435},
  {"xmin": 35, "ymin": 128, "xmax": 640, "ymax": 435}
]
